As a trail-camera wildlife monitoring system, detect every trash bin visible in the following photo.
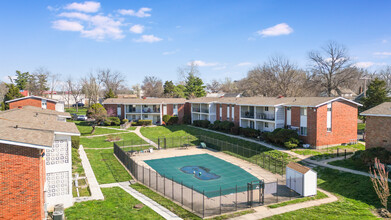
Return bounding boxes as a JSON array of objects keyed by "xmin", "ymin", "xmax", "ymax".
[{"xmin": 53, "ymin": 211, "xmax": 63, "ymax": 220}]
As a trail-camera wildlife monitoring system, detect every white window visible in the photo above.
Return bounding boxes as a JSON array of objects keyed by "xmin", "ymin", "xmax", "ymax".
[
  {"xmin": 265, "ymin": 122, "xmax": 269, "ymax": 128},
  {"xmin": 265, "ymin": 106, "xmax": 269, "ymax": 111},
  {"xmin": 232, "ymin": 106, "xmax": 235, "ymax": 120},
  {"xmin": 300, "ymin": 107, "xmax": 307, "ymax": 116},
  {"xmin": 219, "ymin": 105, "xmax": 222, "ymax": 120},
  {"xmin": 163, "ymin": 105, "xmax": 167, "ymax": 115},
  {"xmin": 300, "ymin": 127, "xmax": 307, "ymax": 136},
  {"xmin": 227, "ymin": 106, "xmax": 230, "ymax": 120},
  {"xmin": 41, "ymin": 99, "xmax": 47, "ymax": 109},
  {"xmin": 327, "ymin": 103, "xmax": 332, "ymax": 132},
  {"xmin": 173, "ymin": 104, "xmax": 178, "ymax": 116}
]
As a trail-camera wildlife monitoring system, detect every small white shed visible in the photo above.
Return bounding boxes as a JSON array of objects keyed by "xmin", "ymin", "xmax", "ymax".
[{"xmin": 286, "ymin": 162, "xmax": 317, "ymax": 197}]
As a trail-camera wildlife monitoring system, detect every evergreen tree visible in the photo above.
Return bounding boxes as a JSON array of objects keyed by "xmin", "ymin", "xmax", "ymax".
[
  {"xmin": 163, "ymin": 81, "xmax": 185, "ymax": 98},
  {"xmin": 14, "ymin": 70, "xmax": 30, "ymax": 90},
  {"xmin": 104, "ymin": 88, "xmax": 117, "ymax": 99},
  {"xmin": 3, "ymin": 83, "xmax": 23, "ymax": 109},
  {"xmin": 361, "ymin": 78, "xmax": 391, "ymax": 112},
  {"xmin": 184, "ymin": 73, "xmax": 206, "ymax": 99}
]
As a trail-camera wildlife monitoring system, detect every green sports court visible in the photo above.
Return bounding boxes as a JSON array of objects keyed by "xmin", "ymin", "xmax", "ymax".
[{"xmin": 144, "ymin": 153, "xmax": 259, "ymax": 197}]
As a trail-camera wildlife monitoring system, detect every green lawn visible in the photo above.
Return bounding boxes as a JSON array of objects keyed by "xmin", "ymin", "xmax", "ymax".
[
  {"xmin": 328, "ymin": 156, "xmax": 369, "ymax": 172},
  {"xmin": 65, "ymin": 107, "xmax": 88, "ymax": 115},
  {"xmin": 358, "ymin": 123, "xmax": 366, "ymax": 131},
  {"xmin": 131, "ymin": 183, "xmax": 201, "ymax": 220},
  {"xmin": 65, "ymin": 187, "xmax": 163, "ymax": 220},
  {"xmin": 72, "ymin": 148, "xmax": 85, "ymax": 176},
  {"xmin": 73, "ymin": 121, "xmax": 126, "ymax": 136},
  {"xmin": 292, "ymin": 143, "xmax": 365, "ymax": 161},
  {"xmin": 268, "ymin": 190, "xmax": 328, "ymax": 208},
  {"xmin": 81, "ymin": 132, "xmax": 147, "ymax": 148},
  {"xmin": 85, "ymin": 149, "xmax": 132, "ymax": 184},
  {"xmin": 265, "ymin": 167, "xmax": 382, "ymax": 219}
]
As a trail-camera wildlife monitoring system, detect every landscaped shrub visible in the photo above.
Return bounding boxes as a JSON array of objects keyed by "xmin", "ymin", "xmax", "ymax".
[
  {"xmin": 131, "ymin": 122, "xmax": 137, "ymax": 126},
  {"xmin": 121, "ymin": 119, "xmax": 129, "ymax": 124},
  {"xmin": 220, "ymin": 121, "xmax": 235, "ymax": 132},
  {"xmin": 193, "ymin": 120, "xmax": 210, "ymax": 128},
  {"xmin": 103, "ymin": 120, "xmax": 111, "ymax": 126},
  {"xmin": 210, "ymin": 120, "xmax": 221, "ymax": 130},
  {"xmin": 162, "ymin": 115, "xmax": 172, "ymax": 125},
  {"xmin": 183, "ymin": 114, "xmax": 191, "ymax": 124},
  {"xmin": 108, "ymin": 117, "xmax": 121, "ymax": 126},
  {"xmin": 169, "ymin": 116, "xmax": 179, "ymax": 125},
  {"xmin": 265, "ymin": 128, "xmax": 300, "ymax": 148},
  {"xmin": 353, "ymin": 147, "xmax": 391, "ymax": 165},
  {"xmin": 240, "ymin": 127, "xmax": 260, "ymax": 138},
  {"xmin": 137, "ymin": 120, "xmax": 152, "ymax": 126},
  {"xmin": 284, "ymin": 138, "xmax": 300, "ymax": 149},
  {"xmin": 230, "ymin": 126, "xmax": 240, "ymax": 135},
  {"xmin": 71, "ymin": 136, "xmax": 80, "ymax": 149}
]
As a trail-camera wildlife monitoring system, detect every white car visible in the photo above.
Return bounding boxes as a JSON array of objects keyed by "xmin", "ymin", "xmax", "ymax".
[{"xmin": 77, "ymin": 115, "xmax": 88, "ymax": 121}]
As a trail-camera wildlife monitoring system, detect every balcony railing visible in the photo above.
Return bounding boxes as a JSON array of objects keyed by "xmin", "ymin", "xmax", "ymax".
[
  {"xmin": 200, "ymin": 109, "xmax": 209, "ymax": 113},
  {"xmin": 142, "ymin": 108, "xmax": 160, "ymax": 113},
  {"xmin": 241, "ymin": 112, "xmax": 254, "ymax": 119},
  {"xmin": 256, "ymin": 113, "xmax": 275, "ymax": 121},
  {"xmin": 192, "ymin": 108, "xmax": 200, "ymax": 112}
]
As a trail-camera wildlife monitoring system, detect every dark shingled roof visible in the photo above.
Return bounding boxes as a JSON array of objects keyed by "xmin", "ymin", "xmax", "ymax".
[{"xmin": 361, "ymin": 102, "xmax": 391, "ymax": 117}]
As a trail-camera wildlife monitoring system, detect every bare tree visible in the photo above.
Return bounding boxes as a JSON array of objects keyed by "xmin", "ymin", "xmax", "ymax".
[
  {"xmin": 206, "ymin": 79, "xmax": 221, "ymax": 93},
  {"xmin": 379, "ymin": 66, "xmax": 391, "ymax": 89},
  {"xmin": 177, "ymin": 61, "xmax": 200, "ymax": 85},
  {"xmin": 82, "ymin": 73, "xmax": 101, "ymax": 106},
  {"xmin": 237, "ymin": 56, "xmax": 310, "ymax": 97},
  {"xmin": 97, "ymin": 69, "xmax": 125, "ymax": 94},
  {"xmin": 219, "ymin": 77, "xmax": 238, "ymax": 93},
  {"xmin": 131, "ymin": 84, "xmax": 142, "ymax": 98},
  {"xmin": 308, "ymin": 41, "xmax": 360, "ymax": 96},
  {"xmin": 48, "ymin": 73, "xmax": 61, "ymax": 98},
  {"xmin": 370, "ymin": 158, "xmax": 390, "ymax": 210},
  {"xmin": 66, "ymin": 77, "xmax": 83, "ymax": 112},
  {"xmin": 61, "ymin": 84, "xmax": 71, "ymax": 108},
  {"xmin": 0, "ymin": 81, "xmax": 9, "ymax": 103},
  {"xmin": 141, "ymin": 76, "xmax": 163, "ymax": 97}
]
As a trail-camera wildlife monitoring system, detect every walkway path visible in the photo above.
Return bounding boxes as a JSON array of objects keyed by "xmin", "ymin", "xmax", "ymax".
[
  {"xmin": 74, "ymin": 145, "xmax": 104, "ymax": 203},
  {"xmin": 82, "ymin": 131, "xmax": 130, "ymax": 138},
  {"xmin": 85, "ymin": 144, "xmax": 151, "ymax": 150},
  {"xmin": 230, "ymin": 189, "xmax": 337, "ymax": 220},
  {"xmin": 134, "ymin": 126, "xmax": 158, "ymax": 148},
  {"xmin": 100, "ymin": 181, "xmax": 182, "ymax": 220}
]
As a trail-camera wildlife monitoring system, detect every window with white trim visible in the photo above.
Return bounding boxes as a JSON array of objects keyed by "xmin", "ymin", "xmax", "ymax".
[
  {"xmin": 265, "ymin": 106, "xmax": 269, "ymax": 111},
  {"xmin": 219, "ymin": 105, "xmax": 222, "ymax": 120},
  {"xmin": 42, "ymin": 99, "xmax": 47, "ymax": 109},
  {"xmin": 227, "ymin": 106, "xmax": 230, "ymax": 120},
  {"xmin": 300, "ymin": 127, "xmax": 307, "ymax": 136},
  {"xmin": 300, "ymin": 107, "xmax": 307, "ymax": 116},
  {"xmin": 327, "ymin": 103, "xmax": 332, "ymax": 132},
  {"xmin": 232, "ymin": 106, "xmax": 235, "ymax": 120},
  {"xmin": 265, "ymin": 122, "xmax": 269, "ymax": 128}
]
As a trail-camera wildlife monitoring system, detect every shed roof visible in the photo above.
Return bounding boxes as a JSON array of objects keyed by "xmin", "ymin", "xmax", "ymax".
[
  {"xmin": 102, "ymin": 98, "xmax": 187, "ymax": 105},
  {"xmin": 360, "ymin": 102, "xmax": 391, "ymax": 117},
  {"xmin": 287, "ymin": 162, "xmax": 312, "ymax": 174}
]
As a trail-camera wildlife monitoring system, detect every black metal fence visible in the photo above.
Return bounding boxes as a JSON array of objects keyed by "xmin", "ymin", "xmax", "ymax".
[{"xmin": 114, "ymin": 142, "xmax": 300, "ymax": 218}]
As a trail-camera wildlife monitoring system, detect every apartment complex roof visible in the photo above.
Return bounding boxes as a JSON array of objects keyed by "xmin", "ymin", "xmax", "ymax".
[
  {"xmin": 361, "ymin": 102, "xmax": 391, "ymax": 117},
  {"xmin": 0, "ymin": 106, "xmax": 79, "ymax": 149},
  {"xmin": 103, "ymin": 98, "xmax": 187, "ymax": 105},
  {"xmin": 5, "ymin": 95, "xmax": 59, "ymax": 103}
]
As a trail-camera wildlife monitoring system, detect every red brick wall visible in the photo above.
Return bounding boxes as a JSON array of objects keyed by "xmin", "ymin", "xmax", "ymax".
[
  {"xmin": 216, "ymin": 104, "xmax": 220, "ymax": 121},
  {"xmin": 315, "ymin": 101, "xmax": 358, "ymax": 146},
  {"xmin": 177, "ymin": 104, "xmax": 185, "ymax": 123},
  {"xmin": 184, "ymin": 102, "xmax": 191, "ymax": 123},
  {"xmin": 167, "ymin": 104, "xmax": 173, "ymax": 116},
  {"xmin": 305, "ymin": 107, "xmax": 317, "ymax": 146},
  {"xmin": 221, "ymin": 104, "xmax": 228, "ymax": 121},
  {"xmin": 291, "ymin": 107, "xmax": 301, "ymax": 128},
  {"xmin": 365, "ymin": 116, "xmax": 391, "ymax": 151},
  {"xmin": 234, "ymin": 105, "xmax": 240, "ymax": 126},
  {"xmin": 121, "ymin": 105, "xmax": 125, "ymax": 120},
  {"xmin": 0, "ymin": 144, "xmax": 45, "ymax": 220},
  {"xmin": 104, "ymin": 104, "xmax": 117, "ymax": 117},
  {"xmin": 9, "ymin": 98, "xmax": 56, "ymax": 110}
]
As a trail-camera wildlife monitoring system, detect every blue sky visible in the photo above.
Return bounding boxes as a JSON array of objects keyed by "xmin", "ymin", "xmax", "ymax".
[{"xmin": 1, "ymin": 0, "xmax": 391, "ymax": 86}]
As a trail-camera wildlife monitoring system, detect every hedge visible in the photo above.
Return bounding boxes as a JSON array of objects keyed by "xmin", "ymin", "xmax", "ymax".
[
  {"xmin": 162, "ymin": 115, "xmax": 179, "ymax": 125},
  {"xmin": 263, "ymin": 128, "xmax": 300, "ymax": 148},
  {"xmin": 240, "ymin": 127, "xmax": 260, "ymax": 138},
  {"xmin": 137, "ymin": 120, "xmax": 152, "ymax": 126},
  {"xmin": 107, "ymin": 117, "xmax": 121, "ymax": 126},
  {"xmin": 193, "ymin": 120, "xmax": 210, "ymax": 128},
  {"xmin": 121, "ymin": 119, "xmax": 129, "ymax": 124}
]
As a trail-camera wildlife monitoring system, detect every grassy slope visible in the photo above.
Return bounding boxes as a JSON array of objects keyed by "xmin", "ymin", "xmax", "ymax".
[
  {"xmin": 65, "ymin": 187, "xmax": 163, "ymax": 220},
  {"xmin": 73, "ymin": 121, "xmax": 126, "ymax": 136},
  {"xmin": 72, "ymin": 147, "xmax": 85, "ymax": 176},
  {"xmin": 268, "ymin": 190, "xmax": 328, "ymax": 208},
  {"xmin": 265, "ymin": 168, "xmax": 381, "ymax": 219},
  {"xmin": 328, "ymin": 157, "xmax": 369, "ymax": 172},
  {"xmin": 85, "ymin": 149, "xmax": 132, "ymax": 184},
  {"xmin": 81, "ymin": 132, "xmax": 146, "ymax": 148},
  {"xmin": 65, "ymin": 107, "xmax": 88, "ymax": 115},
  {"xmin": 292, "ymin": 143, "xmax": 365, "ymax": 161}
]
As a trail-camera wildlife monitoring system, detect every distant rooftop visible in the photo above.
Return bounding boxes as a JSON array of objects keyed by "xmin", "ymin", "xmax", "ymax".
[{"xmin": 361, "ymin": 102, "xmax": 391, "ymax": 117}]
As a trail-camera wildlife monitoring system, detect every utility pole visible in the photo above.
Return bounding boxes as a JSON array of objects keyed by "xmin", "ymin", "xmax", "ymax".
[{"xmin": 360, "ymin": 77, "xmax": 371, "ymax": 98}]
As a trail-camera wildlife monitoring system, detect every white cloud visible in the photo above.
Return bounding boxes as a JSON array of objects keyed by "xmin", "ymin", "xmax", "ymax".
[
  {"xmin": 374, "ymin": 52, "xmax": 391, "ymax": 56},
  {"xmin": 162, "ymin": 49, "xmax": 179, "ymax": 55},
  {"xmin": 64, "ymin": 1, "xmax": 100, "ymax": 13},
  {"xmin": 237, "ymin": 62, "xmax": 252, "ymax": 66},
  {"xmin": 80, "ymin": 15, "xmax": 124, "ymax": 40},
  {"xmin": 52, "ymin": 20, "xmax": 84, "ymax": 31},
  {"xmin": 257, "ymin": 23, "xmax": 293, "ymax": 37},
  {"xmin": 188, "ymin": 60, "xmax": 219, "ymax": 67},
  {"xmin": 133, "ymin": 35, "xmax": 162, "ymax": 43},
  {"xmin": 353, "ymin": 62, "xmax": 387, "ymax": 68},
  {"xmin": 59, "ymin": 12, "xmax": 90, "ymax": 20},
  {"xmin": 129, "ymin": 24, "xmax": 144, "ymax": 34},
  {"xmin": 118, "ymin": 7, "xmax": 152, "ymax": 17}
]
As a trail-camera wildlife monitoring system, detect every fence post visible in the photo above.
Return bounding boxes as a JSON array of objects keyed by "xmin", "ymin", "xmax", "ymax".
[
  {"xmin": 235, "ymin": 185, "xmax": 238, "ymax": 211},
  {"xmin": 203, "ymin": 190, "xmax": 205, "ymax": 218},
  {"xmin": 220, "ymin": 186, "xmax": 222, "ymax": 215},
  {"xmin": 268, "ymin": 156, "xmax": 271, "ymax": 171},
  {"xmin": 191, "ymin": 185, "xmax": 194, "ymax": 211},
  {"xmin": 274, "ymin": 158, "xmax": 277, "ymax": 173},
  {"xmin": 181, "ymin": 181, "xmax": 183, "ymax": 206},
  {"xmin": 276, "ymin": 179, "xmax": 279, "ymax": 203}
]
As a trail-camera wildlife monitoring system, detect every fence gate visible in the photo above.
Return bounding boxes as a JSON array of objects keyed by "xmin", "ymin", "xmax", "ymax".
[
  {"xmin": 158, "ymin": 136, "xmax": 166, "ymax": 149},
  {"xmin": 247, "ymin": 180, "xmax": 264, "ymax": 207}
]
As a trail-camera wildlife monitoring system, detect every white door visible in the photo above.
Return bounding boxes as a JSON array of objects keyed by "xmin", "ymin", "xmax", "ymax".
[
  {"xmin": 41, "ymin": 99, "xmax": 47, "ymax": 109},
  {"xmin": 117, "ymin": 105, "xmax": 121, "ymax": 117},
  {"xmin": 287, "ymin": 107, "xmax": 291, "ymax": 126}
]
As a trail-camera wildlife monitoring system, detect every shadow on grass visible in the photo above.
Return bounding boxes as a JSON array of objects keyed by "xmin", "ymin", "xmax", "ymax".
[{"xmin": 100, "ymin": 152, "xmax": 131, "ymax": 183}]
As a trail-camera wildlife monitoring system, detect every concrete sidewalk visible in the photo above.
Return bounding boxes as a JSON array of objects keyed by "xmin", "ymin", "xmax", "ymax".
[
  {"xmin": 230, "ymin": 189, "xmax": 337, "ymax": 220},
  {"xmin": 100, "ymin": 182, "xmax": 182, "ymax": 220},
  {"xmin": 74, "ymin": 145, "xmax": 104, "ymax": 203}
]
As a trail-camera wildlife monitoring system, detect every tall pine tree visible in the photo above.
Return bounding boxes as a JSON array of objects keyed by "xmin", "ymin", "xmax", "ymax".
[
  {"xmin": 184, "ymin": 73, "xmax": 206, "ymax": 99},
  {"xmin": 361, "ymin": 78, "xmax": 391, "ymax": 112}
]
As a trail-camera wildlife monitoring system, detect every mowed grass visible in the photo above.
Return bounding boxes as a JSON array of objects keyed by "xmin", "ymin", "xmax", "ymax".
[
  {"xmin": 292, "ymin": 143, "xmax": 365, "ymax": 161},
  {"xmin": 358, "ymin": 123, "xmax": 366, "ymax": 131},
  {"xmin": 140, "ymin": 125, "xmax": 292, "ymax": 159},
  {"xmin": 328, "ymin": 156, "xmax": 369, "ymax": 172},
  {"xmin": 85, "ymin": 149, "xmax": 132, "ymax": 184},
  {"xmin": 268, "ymin": 190, "xmax": 328, "ymax": 208},
  {"xmin": 73, "ymin": 121, "xmax": 126, "ymax": 136},
  {"xmin": 65, "ymin": 107, "xmax": 88, "ymax": 115},
  {"xmin": 81, "ymin": 132, "xmax": 147, "ymax": 148},
  {"xmin": 65, "ymin": 187, "xmax": 163, "ymax": 220},
  {"xmin": 72, "ymin": 148, "xmax": 85, "ymax": 176},
  {"xmin": 265, "ymin": 167, "xmax": 383, "ymax": 219}
]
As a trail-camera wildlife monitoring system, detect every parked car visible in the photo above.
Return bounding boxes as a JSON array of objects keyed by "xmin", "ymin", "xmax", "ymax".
[
  {"xmin": 72, "ymin": 103, "xmax": 85, "ymax": 107},
  {"xmin": 77, "ymin": 115, "xmax": 88, "ymax": 121},
  {"xmin": 71, "ymin": 113, "xmax": 78, "ymax": 120}
]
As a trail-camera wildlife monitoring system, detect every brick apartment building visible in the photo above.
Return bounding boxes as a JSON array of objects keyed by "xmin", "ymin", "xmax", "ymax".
[
  {"xmin": 361, "ymin": 102, "xmax": 391, "ymax": 151},
  {"xmin": 6, "ymin": 95, "xmax": 65, "ymax": 112},
  {"xmin": 0, "ymin": 106, "xmax": 79, "ymax": 219},
  {"xmin": 189, "ymin": 96, "xmax": 361, "ymax": 148},
  {"xmin": 103, "ymin": 98, "xmax": 189, "ymax": 125}
]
